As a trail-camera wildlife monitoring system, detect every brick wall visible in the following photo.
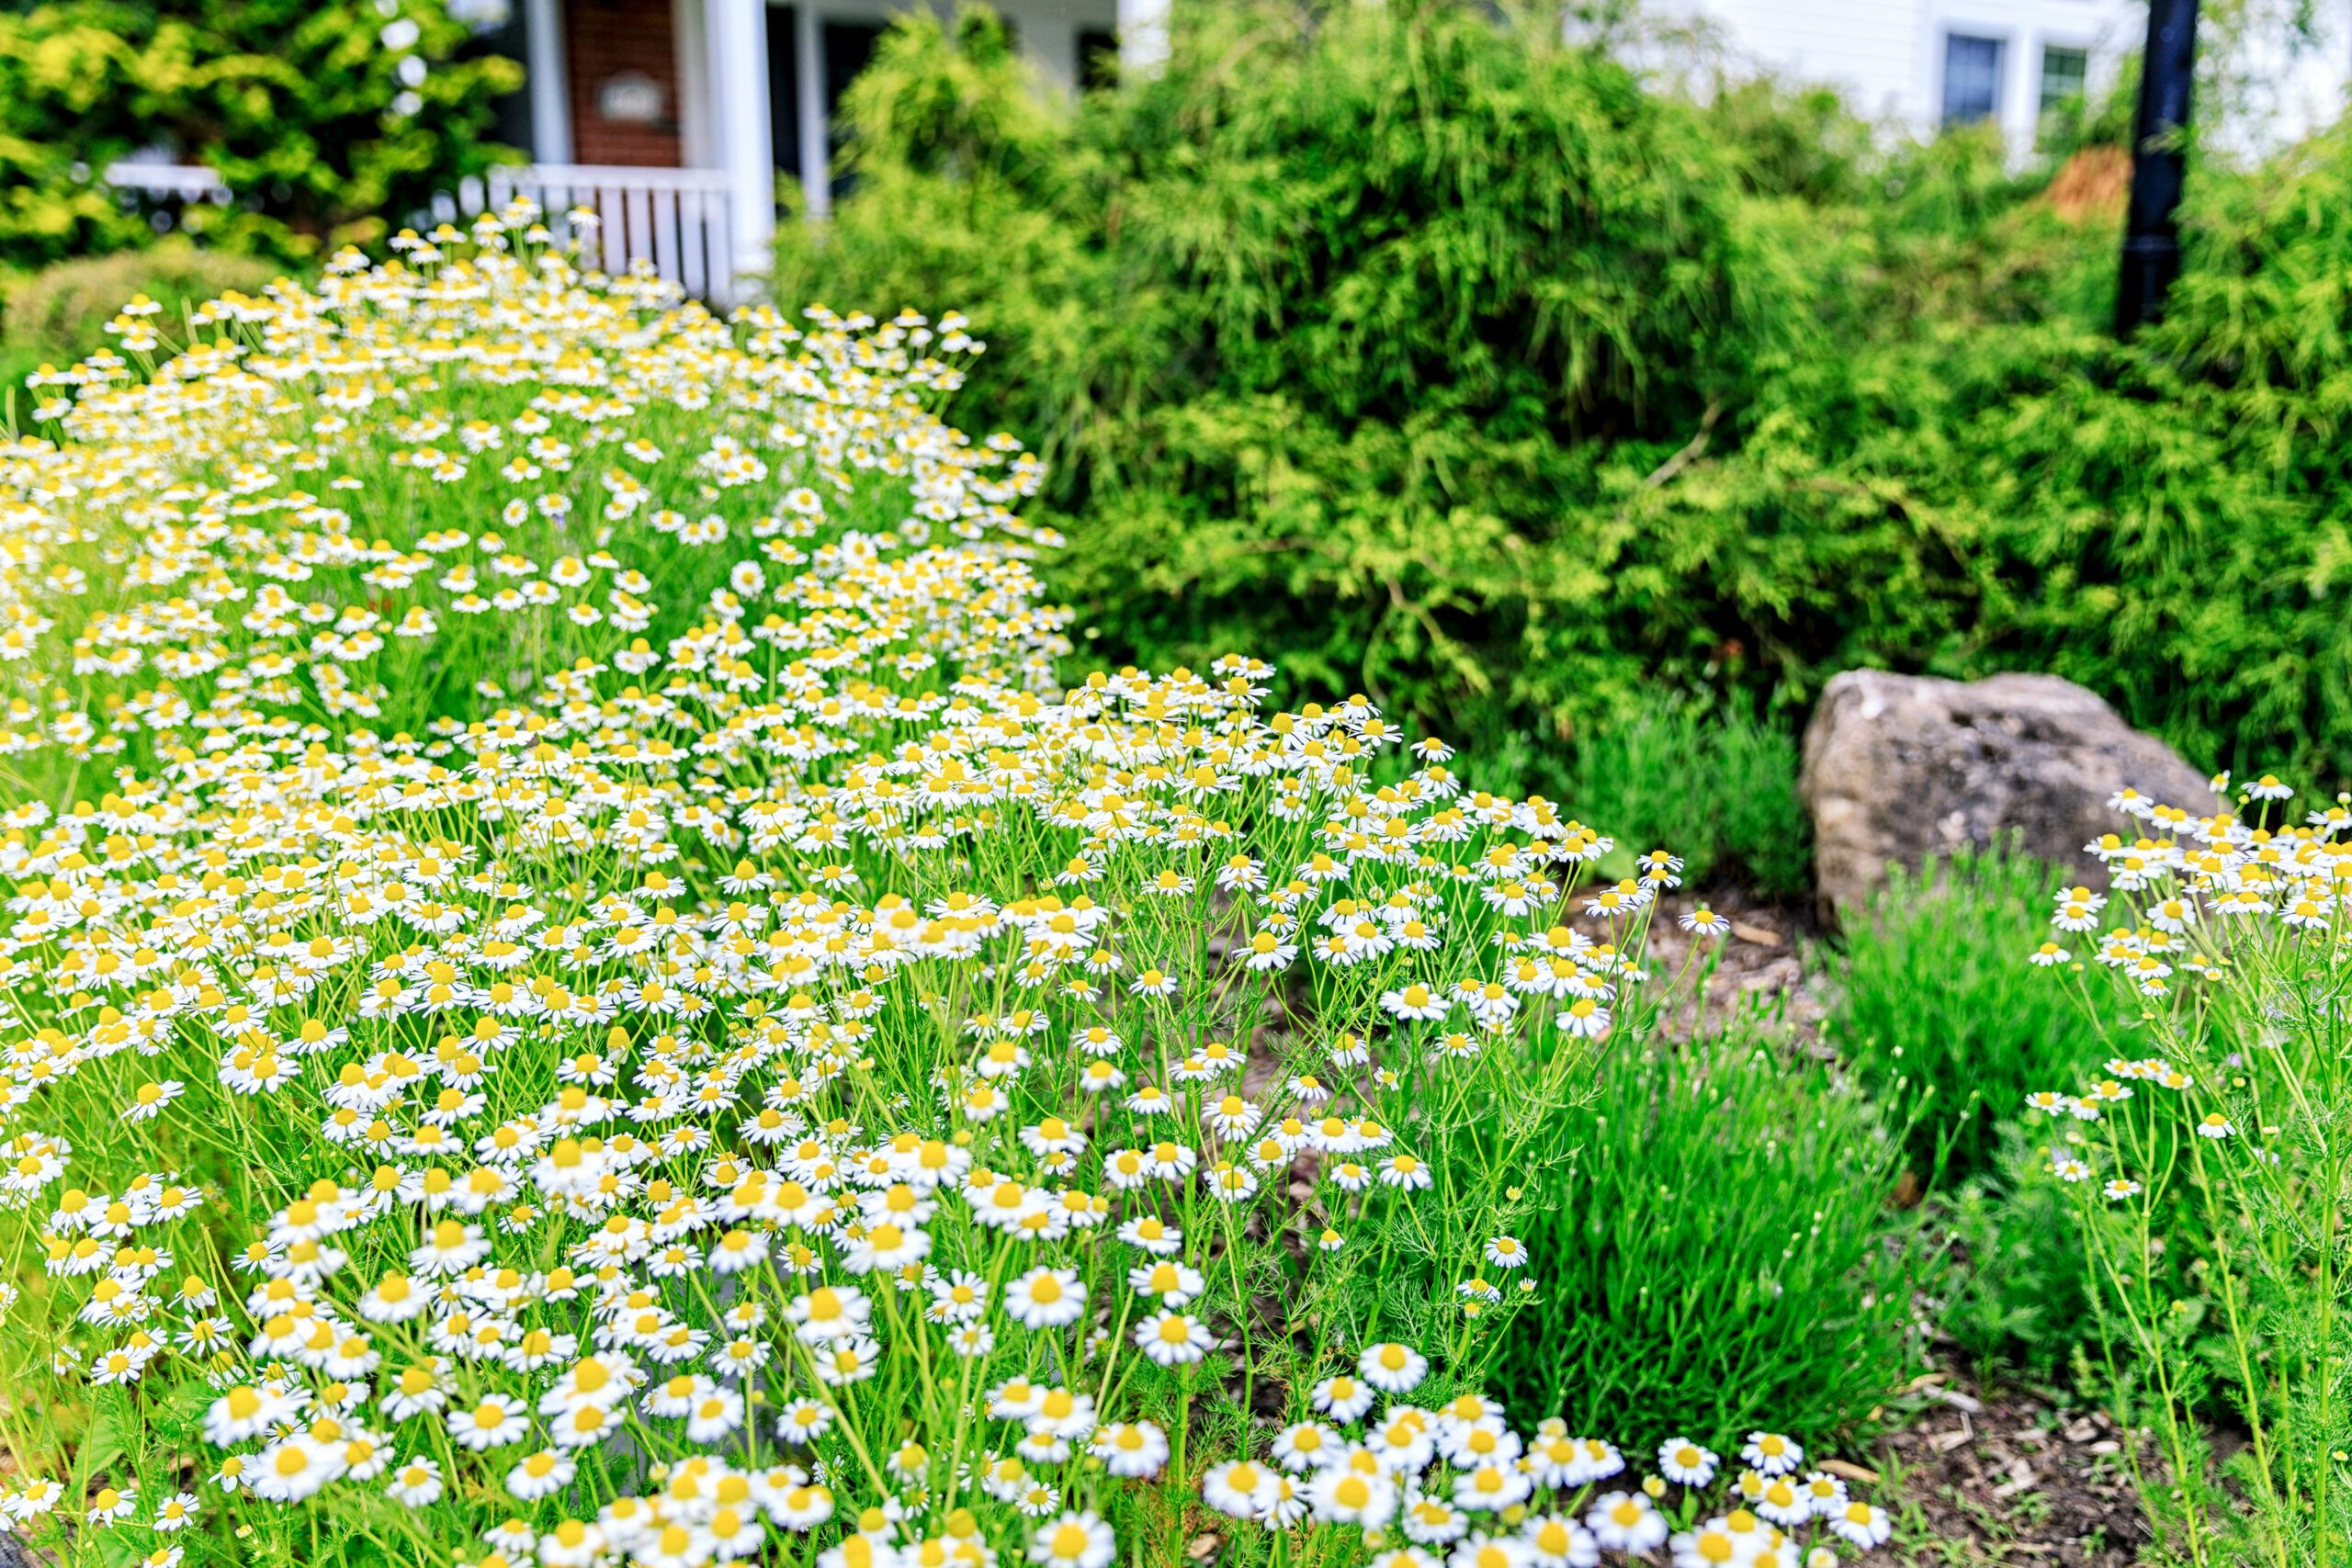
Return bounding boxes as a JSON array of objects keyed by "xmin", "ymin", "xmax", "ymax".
[{"xmin": 566, "ymin": 0, "xmax": 683, "ymax": 166}]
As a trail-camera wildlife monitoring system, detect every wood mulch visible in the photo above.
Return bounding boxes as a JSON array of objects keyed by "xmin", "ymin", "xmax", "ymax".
[{"xmin": 1874, "ymin": 1371, "xmax": 2154, "ymax": 1566}]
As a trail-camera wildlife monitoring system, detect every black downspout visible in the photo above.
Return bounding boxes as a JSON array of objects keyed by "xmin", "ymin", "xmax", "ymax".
[{"xmin": 2117, "ymin": 0, "xmax": 2199, "ymax": 336}]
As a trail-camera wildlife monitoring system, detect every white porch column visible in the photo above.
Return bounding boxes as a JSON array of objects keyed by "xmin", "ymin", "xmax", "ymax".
[
  {"xmin": 523, "ymin": 0, "xmax": 574, "ymax": 164},
  {"xmin": 673, "ymin": 0, "xmax": 714, "ymax": 169},
  {"xmin": 704, "ymin": 0, "xmax": 777, "ymax": 292},
  {"xmin": 796, "ymin": 5, "xmax": 831, "ymax": 220},
  {"xmin": 1116, "ymin": 0, "xmax": 1169, "ymax": 72}
]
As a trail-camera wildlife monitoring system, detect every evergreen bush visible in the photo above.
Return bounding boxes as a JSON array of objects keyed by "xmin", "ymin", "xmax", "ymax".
[
  {"xmin": 780, "ymin": 0, "xmax": 2352, "ymax": 789},
  {"xmin": 0, "ymin": 241, "xmax": 284, "ymax": 394}
]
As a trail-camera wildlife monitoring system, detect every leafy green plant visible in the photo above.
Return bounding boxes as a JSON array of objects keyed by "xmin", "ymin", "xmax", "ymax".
[
  {"xmin": 0, "ymin": 0, "xmax": 521, "ymax": 269},
  {"xmin": 1495, "ymin": 1030, "xmax": 1923, "ymax": 1451},
  {"xmin": 1829, "ymin": 845, "xmax": 2122, "ymax": 1180},
  {"xmin": 1932, "ymin": 1127, "xmax": 2108, "ymax": 1388}
]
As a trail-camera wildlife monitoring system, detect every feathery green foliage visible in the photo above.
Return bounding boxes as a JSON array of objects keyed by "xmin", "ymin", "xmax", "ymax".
[
  {"xmin": 1933, "ymin": 1130, "xmax": 2108, "ymax": 1388},
  {"xmin": 780, "ymin": 0, "xmax": 2352, "ymax": 788},
  {"xmin": 1828, "ymin": 845, "xmax": 2122, "ymax": 1181},
  {"xmin": 781, "ymin": 0, "xmax": 1813, "ymax": 759},
  {"xmin": 1562, "ymin": 701, "xmax": 1811, "ymax": 899}
]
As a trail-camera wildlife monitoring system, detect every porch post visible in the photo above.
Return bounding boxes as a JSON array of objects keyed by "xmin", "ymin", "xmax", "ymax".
[
  {"xmin": 524, "ymin": 0, "xmax": 574, "ymax": 164},
  {"xmin": 673, "ymin": 0, "xmax": 714, "ymax": 169},
  {"xmin": 1116, "ymin": 0, "xmax": 1170, "ymax": 72},
  {"xmin": 703, "ymin": 0, "xmax": 777, "ymax": 293},
  {"xmin": 796, "ymin": 5, "xmax": 830, "ymax": 220}
]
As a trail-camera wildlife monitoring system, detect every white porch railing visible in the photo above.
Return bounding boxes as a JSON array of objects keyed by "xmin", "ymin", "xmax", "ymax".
[
  {"xmin": 104, "ymin": 162, "xmax": 233, "ymax": 201},
  {"xmin": 106, "ymin": 161, "xmax": 751, "ymax": 305},
  {"xmin": 437, "ymin": 164, "xmax": 745, "ymax": 303}
]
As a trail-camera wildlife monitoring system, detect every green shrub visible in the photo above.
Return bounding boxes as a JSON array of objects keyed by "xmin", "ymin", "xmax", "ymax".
[
  {"xmin": 0, "ymin": 0, "xmax": 521, "ymax": 269},
  {"xmin": 1828, "ymin": 845, "xmax": 2123, "ymax": 1180},
  {"xmin": 0, "ymin": 241, "xmax": 283, "ymax": 391},
  {"xmin": 1493, "ymin": 1031, "xmax": 1922, "ymax": 1450},
  {"xmin": 1932, "ymin": 1123, "xmax": 2218, "ymax": 1407},
  {"xmin": 1650, "ymin": 139, "xmax": 2352, "ymax": 790},
  {"xmin": 784, "ymin": 0, "xmax": 2352, "ymax": 787},
  {"xmin": 783, "ymin": 0, "xmax": 1828, "ymax": 748}
]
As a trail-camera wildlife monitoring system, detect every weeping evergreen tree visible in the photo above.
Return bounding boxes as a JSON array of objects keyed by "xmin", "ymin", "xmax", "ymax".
[
  {"xmin": 781, "ymin": 0, "xmax": 2352, "ymax": 787},
  {"xmin": 784, "ymin": 0, "xmax": 1820, "ymax": 749}
]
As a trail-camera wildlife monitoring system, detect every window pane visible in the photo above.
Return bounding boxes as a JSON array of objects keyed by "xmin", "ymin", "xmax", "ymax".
[
  {"xmin": 1942, "ymin": 34, "xmax": 2005, "ymax": 125},
  {"xmin": 767, "ymin": 5, "xmax": 801, "ymax": 181},
  {"xmin": 1078, "ymin": 27, "xmax": 1119, "ymax": 92},
  {"xmin": 821, "ymin": 19, "xmax": 886, "ymax": 197},
  {"xmin": 2040, "ymin": 45, "xmax": 2088, "ymax": 114}
]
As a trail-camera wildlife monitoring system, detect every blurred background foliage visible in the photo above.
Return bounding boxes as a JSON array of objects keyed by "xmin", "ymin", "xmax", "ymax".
[
  {"xmin": 0, "ymin": 240, "xmax": 282, "ymax": 394},
  {"xmin": 0, "ymin": 0, "xmax": 518, "ymax": 270},
  {"xmin": 776, "ymin": 0, "xmax": 2352, "ymax": 796}
]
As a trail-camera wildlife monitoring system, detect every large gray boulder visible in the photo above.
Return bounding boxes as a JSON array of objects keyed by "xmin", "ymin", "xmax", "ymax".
[{"xmin": 1799, "ymin": 670, "xmax": 2220, "ymax": 914}]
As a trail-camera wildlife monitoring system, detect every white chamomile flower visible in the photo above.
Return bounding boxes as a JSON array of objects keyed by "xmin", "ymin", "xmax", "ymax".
[{"xmin": 1657, "ymin": 1438, "xmax": 1717, "ymax": 1486}]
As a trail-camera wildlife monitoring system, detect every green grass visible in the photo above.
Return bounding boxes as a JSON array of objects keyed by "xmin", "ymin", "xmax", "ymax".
[
  {"xmin": 1494, "ymin": 1028, "xmax": 1925, "ymax": 1450},
  {"xmin": 1456, "ymin": 698, "xmax": 1814, "ymax": 900},
  {"xmin": 1829, "ymin": 847, "xmax": 2156, "ymax": 1400},
  {"xmin": 1827, "ymin": 844, "xmax": 2125, "ymax": 1182},
  {"xmin": 1566, "ymin": 701, "xmax": 1814, "ymax": 899}
]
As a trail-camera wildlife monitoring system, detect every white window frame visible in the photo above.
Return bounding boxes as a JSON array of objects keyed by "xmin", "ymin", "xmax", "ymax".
[
  {"xmin": 1937, "ymin": 26, "xmax": 2012, "ymax": 128},
  {"xmin": 2032, "ymin": 33, "xmax": 2097, "ymax": 120}
]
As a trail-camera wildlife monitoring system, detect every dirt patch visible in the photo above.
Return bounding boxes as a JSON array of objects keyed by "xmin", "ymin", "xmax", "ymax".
[
  {"xmin": 2041, "ymin": 145, "xmax": 2133, "ymax": 224},
  {"xmin": 1640, "ymin": 885, "xmax": 1829, "ymax": 1044},
  {"xmin": 1875, "ymin": 1372, "xmax": 2153, "ymax": 1566}
]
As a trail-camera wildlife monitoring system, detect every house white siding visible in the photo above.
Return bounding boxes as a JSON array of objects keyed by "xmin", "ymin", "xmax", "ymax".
[
  {"xmin": 1679, "ymin": 0, "xmax": 1924, "ymax": 123},
  {"xmin": 1657, "ymin": 0, "xmax": 2351, "ymax": 152}
]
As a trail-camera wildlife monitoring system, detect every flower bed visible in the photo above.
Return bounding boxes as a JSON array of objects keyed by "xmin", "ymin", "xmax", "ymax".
[
  {"xmin": 2028, "ymin": 778, "xmax": 2352, "ymax": 1563},
  {"xmin": 0, "ymin": 213, "xmax": 1895, "ymax": 1568}
]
